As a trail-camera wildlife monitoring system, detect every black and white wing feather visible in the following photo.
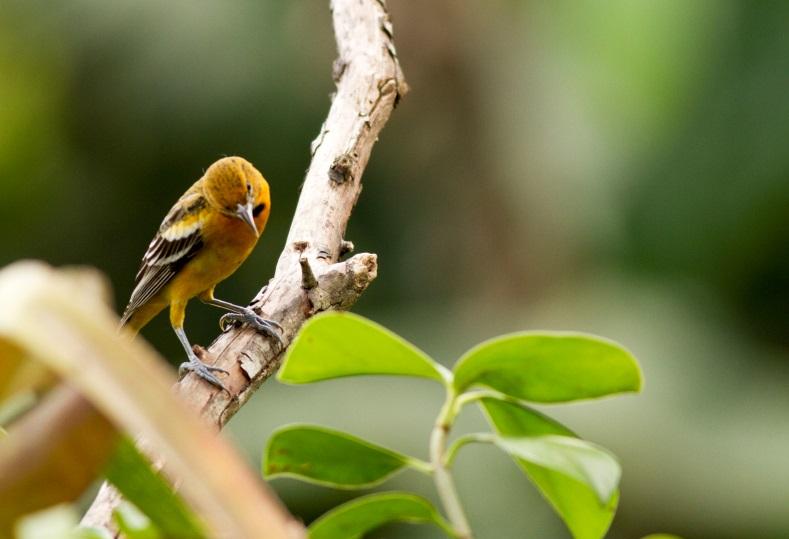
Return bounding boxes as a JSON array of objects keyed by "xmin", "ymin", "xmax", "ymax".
[{"xmin": 120, "ymin": 192, "xmax": 207, "ymax": 325}]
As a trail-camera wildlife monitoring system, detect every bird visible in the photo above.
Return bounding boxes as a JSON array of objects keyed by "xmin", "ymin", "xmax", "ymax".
[{"xmin": 119, "ymin": 156, "xmax": 282, "ymax": 389}]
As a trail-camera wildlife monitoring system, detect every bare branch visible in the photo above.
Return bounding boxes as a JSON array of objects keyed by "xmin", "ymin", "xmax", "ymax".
[{"xmin": 82, "ymin": 0, "xmax": 406, "ymax": 530}]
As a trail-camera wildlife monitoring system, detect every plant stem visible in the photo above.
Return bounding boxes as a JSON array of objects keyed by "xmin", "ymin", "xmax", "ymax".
[
  {"xmin": 430, "ymin": 388, "xmax": 473, "ymax": 539},
  {"xmin": 445, "ymin": 433, "xmax": 495, "ymax": 468}
]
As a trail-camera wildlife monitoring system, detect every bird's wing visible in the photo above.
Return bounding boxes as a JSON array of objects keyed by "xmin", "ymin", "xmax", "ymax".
[{"xmin": 120, "ymin": 190, "xmax": 207, "ymax": 324}]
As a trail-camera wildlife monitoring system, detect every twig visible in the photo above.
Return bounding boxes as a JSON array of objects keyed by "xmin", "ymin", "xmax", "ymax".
[
  {"xmin": 299, "ymin": 257, "xmax": 318, "ymax": 290},
  {"xmin": 81, "ymin": 0, "xmax": 407, "ymax": 531}
]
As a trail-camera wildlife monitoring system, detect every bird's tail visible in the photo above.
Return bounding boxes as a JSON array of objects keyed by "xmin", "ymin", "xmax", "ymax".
[
  {"xmin": 118, "ymin": 310, "xmax": 141, "ymax": 337},
  {"xmin": 118, "ymin": 303, "xmax": 163, "ymax": 336}
]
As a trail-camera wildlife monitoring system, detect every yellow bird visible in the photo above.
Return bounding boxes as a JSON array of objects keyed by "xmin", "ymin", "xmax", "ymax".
[{"xmin": 120, "ymin": 156, "xmax": 281, "ymax": 389}]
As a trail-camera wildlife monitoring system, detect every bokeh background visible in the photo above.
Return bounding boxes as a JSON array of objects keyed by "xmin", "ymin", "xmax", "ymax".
[{"xmin": 1, "ymin": 1, "xmax": 788, "ymax": 537}]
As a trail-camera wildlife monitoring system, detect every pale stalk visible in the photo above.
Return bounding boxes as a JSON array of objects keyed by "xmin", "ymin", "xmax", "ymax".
[{"xmin": 430, "ymin": 388, "xmax": 473, "ymax": 539}]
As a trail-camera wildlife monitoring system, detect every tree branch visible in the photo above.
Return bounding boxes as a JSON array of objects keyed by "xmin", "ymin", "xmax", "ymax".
[{"xmin": 82, "ymin": 0, "xmax": 407, "ymax": 530}]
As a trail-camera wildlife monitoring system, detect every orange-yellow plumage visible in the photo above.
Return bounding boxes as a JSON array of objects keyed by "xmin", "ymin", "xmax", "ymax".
[{"xmin": 120, "ymin": 156, "xmax": 278, "ymax": 388}]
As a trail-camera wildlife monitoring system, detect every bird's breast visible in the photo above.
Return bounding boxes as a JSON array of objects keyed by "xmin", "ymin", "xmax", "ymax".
[
  {"xmin": 200, "ymin": 213, "xmax": 259, "ymax": 274},
  {"xmin": 165, "ymin": 218, "xmax": 258, "ymax": 301}
]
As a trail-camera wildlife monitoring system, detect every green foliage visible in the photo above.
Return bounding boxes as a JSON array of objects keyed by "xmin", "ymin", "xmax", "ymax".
[
  {"xmin": 481, "ymin": 398, "xmax": 618, "ymax": 539},
  {"xmin": 278, "ymin": 312, "xmax": 449, "ymax": 385},
  {"xmin": 307, "ymin": 492, "xmax": 454, "ymax": 539},
  {"xmin": 103, "ymin": 438, "xmax": 205, "ymax": 538},
  {"xmin": 267, "ymin": 312, "xmax": 643, "ymax": 539},
  {"xmin": 453, "ymin": 333, "xmax": 642, "ymax": 402},
  {"xmin": 493, "ymin": 435, "xmax": 620, "ymax": 505},
  {"xmin": 264, "ymin": 425, "xmax": 429, "ymax": 489}
]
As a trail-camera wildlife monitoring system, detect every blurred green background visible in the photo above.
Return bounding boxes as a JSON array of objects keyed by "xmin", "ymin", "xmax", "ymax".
[{"xmin": 1, "ymin": 1, "xmax": 788, "ymax": 537}]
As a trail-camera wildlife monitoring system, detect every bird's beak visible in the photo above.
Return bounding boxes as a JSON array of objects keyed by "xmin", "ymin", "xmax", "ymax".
[{"xmin": 235, "ymin": 202, "xmax": 259, "ymax": 237}]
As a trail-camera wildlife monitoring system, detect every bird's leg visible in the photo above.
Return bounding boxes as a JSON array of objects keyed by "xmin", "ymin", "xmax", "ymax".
[
  {"xmin": 174, "ymin": 325, "xmax": 229, "ymax": 390},
  {"xmin": 201, "ymin": 297, "xmax": 284, "ymax": 347}
]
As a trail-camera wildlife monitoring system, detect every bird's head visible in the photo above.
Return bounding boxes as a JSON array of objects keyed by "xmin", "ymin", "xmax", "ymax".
[{"xmin": 202, "ymin": 156, "xmax": 271, "ymax": 237}]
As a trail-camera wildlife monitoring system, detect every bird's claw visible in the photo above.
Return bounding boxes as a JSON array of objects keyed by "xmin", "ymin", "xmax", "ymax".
[
  {"xmin": 179, "ymin": 357, "xmax": 229, "ymax": 392},
  {"xmin": 219, "ymin": 308, "xmax": 284, "ymax": 347}
]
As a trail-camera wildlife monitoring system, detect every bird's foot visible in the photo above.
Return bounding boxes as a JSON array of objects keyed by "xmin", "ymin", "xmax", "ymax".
[
  {"xmin": 178, "ymin": 356, "xmax": 229, "ymax": 392},
  {"xmin": 219, "ymin": 308, "xmax": 284, "ymax": 347}
]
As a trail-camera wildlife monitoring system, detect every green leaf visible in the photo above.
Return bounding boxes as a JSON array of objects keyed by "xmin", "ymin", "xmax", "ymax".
[
  {"xmin": 480, "ymin": 396, "xmax": 576, "ymax": 437},
  {"xmin": 278, "ymin": 312, "xmax": 448, "ymax": 385},
  {"xmin": 114, "ymin": 502, "xmax": 162, "ymax": 539},
  {"xmin": 264, "ymin": 424, "xmax": 425, "ymax": 489},
  {"xmin": 494, "ymin": 435, "xmax": 620, "ymax": 505},
  {"xmin": 308, "ymin": 492, "xmax": 454, "ymax": 539},
  {"xmin": 454, "ymin": 332, "xmax": 641, "ymax": 402},
  {"xmin": 482, "ymin": 398, "xmax": 618, "ymax": 539},
  {"xmin": 104, "ymin": 438, "xmax": 205, "ymax": 538}
]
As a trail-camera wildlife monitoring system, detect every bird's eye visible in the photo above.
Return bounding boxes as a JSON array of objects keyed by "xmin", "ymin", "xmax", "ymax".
[
  {"xmin": 246, "ymin": 183, "xmax": 252, "ymax": 193},
  {"xmin": 253, "ymin": 203, "xmax": 265, "ymax": 217}
]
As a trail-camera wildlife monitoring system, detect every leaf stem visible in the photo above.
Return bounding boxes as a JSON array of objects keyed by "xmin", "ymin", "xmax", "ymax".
[
  {"xmin": 444, "ymin": 433, "xmax": 495, "ymax": 468},
  {"xmin": 455, "ymin": 389, "xmax": 522, "ymax": 410},
  {"xmin": 406, "ymin": 457, "xmax": 435, "ymax": 475},
  {"xmin": 430, "ymin": 387, "xmax": 473, "ymax": 539}
]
